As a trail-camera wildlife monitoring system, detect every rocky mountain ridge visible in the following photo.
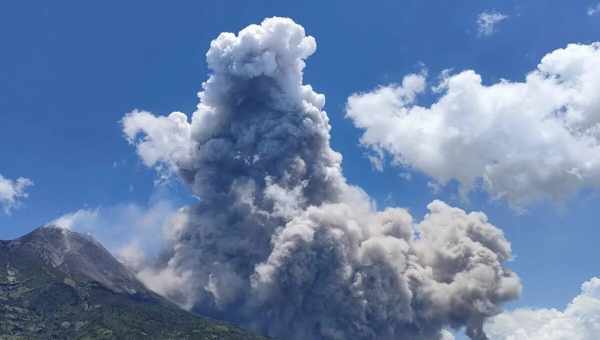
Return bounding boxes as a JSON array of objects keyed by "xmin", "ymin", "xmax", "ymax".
[{"xmin": 0, "ymin": 226, "xmax": 268, "ymax": 340}]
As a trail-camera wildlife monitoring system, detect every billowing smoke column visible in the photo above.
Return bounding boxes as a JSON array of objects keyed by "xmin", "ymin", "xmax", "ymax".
[{"xmin": 123, "ymin": 17, "xmax": 520, "ymax": 340}]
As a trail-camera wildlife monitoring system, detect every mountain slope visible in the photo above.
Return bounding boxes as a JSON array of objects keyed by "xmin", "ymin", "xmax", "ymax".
[{"xmin": 0, "ymin": 226, "xmax": 268, "ymax": 340}]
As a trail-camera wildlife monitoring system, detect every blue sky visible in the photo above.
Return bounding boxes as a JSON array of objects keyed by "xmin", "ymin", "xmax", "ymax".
[{"xmin": 2, "ymin": 0, "xmax": 600, "ymax": 335}]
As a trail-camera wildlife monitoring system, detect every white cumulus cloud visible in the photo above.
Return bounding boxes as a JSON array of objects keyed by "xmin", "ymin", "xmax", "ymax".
[
  {"xmin": 122, "ymin": 110, "xmax": 192, "ymax": 181},
  {"xmin": 485, "ymin": 277, "xmax": 600, "ymax": 339},
  {"xmin": 347, "ymin": 42, "xmax": 600, "ymax": 209},
  {"xmin": 477, "ymin": 11, "xmax": 508, "ymax": 37},
  {"xmin": 0, "ymin": 174, "xmax": 33, "ymax": 214}
]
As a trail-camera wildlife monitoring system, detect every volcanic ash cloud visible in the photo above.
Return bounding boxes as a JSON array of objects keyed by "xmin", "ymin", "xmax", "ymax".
[{"xmin": 122, "ymin": 17, "xmax": 520, "ymax": 340}]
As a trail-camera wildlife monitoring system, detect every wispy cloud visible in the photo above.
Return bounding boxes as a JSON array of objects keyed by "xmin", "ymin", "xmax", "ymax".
[
  {"xmin": 477, "ymin": 11, "xmax": 508, "ymax": 37},
  {"xmin": 588, "ymin": 3, "xmax": 600, "ymax": 16},
  {"xmin": 48, "ymin": 196, "xmax": 181, "ymax": 271},
  {"xmin": 0, "ymin": 174, "xmax": 33, "ymax": 214}
]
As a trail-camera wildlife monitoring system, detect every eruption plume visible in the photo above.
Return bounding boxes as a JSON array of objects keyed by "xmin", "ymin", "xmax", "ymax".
[{"xmin": 123, "ymin": 17, "xmax": 520, "ymax": 340}]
